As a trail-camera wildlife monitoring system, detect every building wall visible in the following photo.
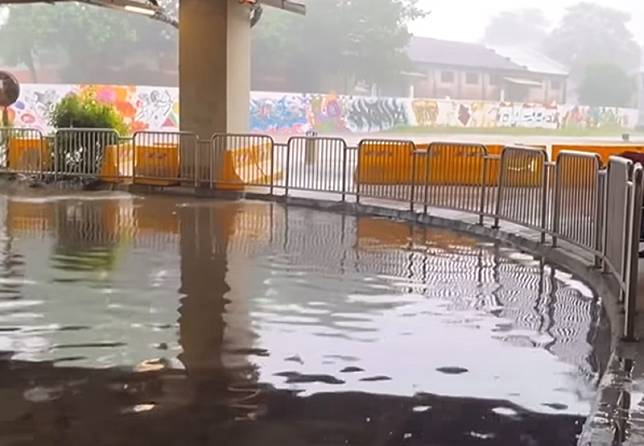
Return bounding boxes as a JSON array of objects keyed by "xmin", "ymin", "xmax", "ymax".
[{"xmin": 413, "ymin": 65, "xmax": 566, "ymax": 104}]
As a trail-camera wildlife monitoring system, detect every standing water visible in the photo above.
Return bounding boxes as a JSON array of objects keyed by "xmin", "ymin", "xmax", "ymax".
[{"xmin": 0, "ymin": 190, "xmax": 608, "ymax": 445}]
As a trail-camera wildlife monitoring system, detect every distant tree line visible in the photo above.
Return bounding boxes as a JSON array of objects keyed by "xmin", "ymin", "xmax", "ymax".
[
  {"xmin": 483, "ymin": 3, "xmax": 640, "ymax": 107},
  {"xmin": 0, "ymin": 1, "xmax": 640, "ymax": 107},
  {"xmin": 0, "ymin": 0, "xmax": 426, "ymax": 96}
]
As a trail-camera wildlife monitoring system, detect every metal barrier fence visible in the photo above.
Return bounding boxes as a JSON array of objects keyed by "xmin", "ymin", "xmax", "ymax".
[
  {"xmin": 54, "ymin": 128, "xmax": 120, "ymax": 178},
  {"xmin": 494, "ymin": 146, "xmax": 549, "ymax": 242},
  {"xmin": 0, "ymin": 127, "xmax": 48, "ymax": 175},
  {"xmin": 211, "ymin": 133, "xmax": 275, "ymax": 192},
  {"xmin": 553, "ymin": 151, "xmax": 603, "ymax": 259},
  {"xmin": 418, "ymin": 142, "xmax": 488, "ymax": 222},
  {"xmin": 356, "ymin": 139, "xmax": 418, "ymax": 208},
  {"xmin": 285, "ymin": 136, "xmax": 348, "ymax": 200},
  {"xmin": 1, "ymin": 127, "xmax": 642, "ymax": 338},
  {"xmin": 603, "ymin": 158, "xmax": 635, "ymax": 301}
]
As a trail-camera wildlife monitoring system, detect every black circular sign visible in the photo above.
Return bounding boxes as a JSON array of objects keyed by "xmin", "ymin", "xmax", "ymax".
[{"xmin": 0, "ymin": 72, "xmax": 20, "ymax": 107}]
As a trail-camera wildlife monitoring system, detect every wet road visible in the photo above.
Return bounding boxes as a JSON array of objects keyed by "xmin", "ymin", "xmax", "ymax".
[{"xmin": 0, "ymin": 190, "xmax": 609, "ymax": 445}]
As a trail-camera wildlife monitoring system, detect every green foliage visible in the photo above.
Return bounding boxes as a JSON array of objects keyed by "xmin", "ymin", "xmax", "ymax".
[
  {"xmin": 49, "ymin": 92, "xmax": 126, "ymax": 176},
  {"xmin": 252, "ymin": 0, "xmax": 427, "ymax": 93},
  {"xmin": 578, "ymin": 63, "xmax": 636, "ymax": 107},
  {"xmin": 483, "ymin": 9, "xmax": 549, "ymax": 47},
  {"xmin": 0, "ymin": 2, "xmax": 176, "ymax": 84},
  {"xmin": 49, "ymin": 92, "xmax": 127, "ymax": 135},
  {"xmin": 544, "ymin": 3, "xmax": 640, "ymax": 73}
]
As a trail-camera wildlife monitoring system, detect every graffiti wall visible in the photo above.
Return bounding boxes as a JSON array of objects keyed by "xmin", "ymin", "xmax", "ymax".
[
  {"xmin": 6, "ymin": 83, "xmax": 639, "ymax": 134},
  {"xmin": 8, "ymin": 84, "xmax": 179, "ymax": 134}
]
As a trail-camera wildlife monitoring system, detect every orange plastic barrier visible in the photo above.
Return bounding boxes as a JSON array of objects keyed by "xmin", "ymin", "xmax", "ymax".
[
  {"xmin": 356, "ymin": 142, "xmax": 502, "ymax": 186},
  {"xmin": 356, "ymin": 141, "xmax": 419, "ymax": 184},
  {"xmin": 100, "ymin": 143, "xmax": 134, "ymax": 183},
  {"xmin": 552, "ymin": 144, "xmax": 644, "ymax": 166},
  {"xmin": 100, "ymin": 143, "xmax": 182, "ymax": 186},
  {"xmin": 8, "ymin": 138, "xmax": 52, "ymax": 172},
  {"xmin": 134, "ymin": 143, "xmax": 180, "ymax": 186},
  {"xmin": 217, "ymin": 143, "xmax": 283, "ymax": 190}
]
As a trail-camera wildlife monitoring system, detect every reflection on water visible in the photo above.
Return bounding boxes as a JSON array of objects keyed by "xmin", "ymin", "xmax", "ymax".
[{"xmin": 0, "ymin": 190, "xmax": 609, "ymax": 445}]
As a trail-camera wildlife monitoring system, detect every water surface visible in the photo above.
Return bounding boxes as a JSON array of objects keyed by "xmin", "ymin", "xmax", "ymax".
[{"xmin": 0, "ymin": 191, "xmax": 609, "ymax": 445}]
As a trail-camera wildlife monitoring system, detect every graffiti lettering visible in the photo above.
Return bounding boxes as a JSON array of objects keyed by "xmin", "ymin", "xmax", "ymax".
[{"xmin": 7, "ymin": 83, "xmax": 640, "ymax": 135}]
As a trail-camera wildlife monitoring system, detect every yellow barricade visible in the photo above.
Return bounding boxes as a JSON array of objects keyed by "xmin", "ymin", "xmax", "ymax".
[
  {"xmin": 552, "ymin": 144, "xmax": 644, "ymax": 167},
  {"xmin": 356, "ymin": 141, "xmax": 501, "ymax": 186},
  {"xmin": 217, "ymin": 142, "xmax": 283, "ymax": 190},
  {"xmin": 100, "ymin": 143, "xmax": 181, "ymax": 186},
  {"xmin": 100, "ymin": 143, "xmax": 134, "ymax": 183},
  {"xmin": 8, "ymin": 138, "xmax": 52, "ymax": 172},
  {"xmin": 356, "ymin": 141, "xmax": 417, "ymax": 184},
  {"xmin": 134, "ymin": 143, "xmax": 180, "ymax": 186}
]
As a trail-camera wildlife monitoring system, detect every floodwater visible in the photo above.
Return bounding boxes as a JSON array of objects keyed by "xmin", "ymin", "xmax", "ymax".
[{"xmin": 0, "ymin": 190, "xmax": 609, "ymax": 445}]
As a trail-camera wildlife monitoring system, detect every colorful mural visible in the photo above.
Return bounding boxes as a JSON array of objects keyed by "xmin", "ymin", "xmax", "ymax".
[
  {"xmin": 8, "ymin": 84, "xmax": 180, "ymax": 134},
  {"xmin": 6, "ymin": 83, "xmax": 640, "ymax": 135}
]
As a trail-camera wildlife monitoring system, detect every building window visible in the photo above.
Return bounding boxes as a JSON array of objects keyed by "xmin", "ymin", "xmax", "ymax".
[
  {"xmin": 466, "ymin": 73, "xmax": 479, "ymax": 85},
  {"xmin": 551, "ymin": 80, "xmax": 562, "ymax": 90},
  {"xmin": 441, "ymin": 71, "xmax": 455, "ymax": 83},
  {"xmin": 489, "ymin": 75, "xmax": 502, "ymax": 87}
]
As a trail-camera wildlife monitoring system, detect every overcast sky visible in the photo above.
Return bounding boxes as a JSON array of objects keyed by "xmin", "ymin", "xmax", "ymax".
[{"xmin": 409, "ymin": 0, "xmax": 644, "ymax": 44}]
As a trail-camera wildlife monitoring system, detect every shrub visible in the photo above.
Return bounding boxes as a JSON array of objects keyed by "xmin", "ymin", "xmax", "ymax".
[
  {"xmin": 49, "ymin": 92, "xmax": 128, "ymax": 135},
  {"xmin": 49, "ymin": 92, "xmax": 128, "ymax": 176}
]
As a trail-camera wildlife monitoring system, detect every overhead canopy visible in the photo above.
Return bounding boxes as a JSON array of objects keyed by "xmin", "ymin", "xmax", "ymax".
[
  {"xmin": 0, "ymin": 0, "xmax": 305, "ymax": 27},
  {"xmin": 504, "ymin": 77, "xmax": 543, "ymax": 88},
  {"xmin": 262, "ymin": 0, "xmax": 305, "ymax": 14},
  {"xmin": 0, "ymin": 0, "xmax": 305, "ymax": 13}
]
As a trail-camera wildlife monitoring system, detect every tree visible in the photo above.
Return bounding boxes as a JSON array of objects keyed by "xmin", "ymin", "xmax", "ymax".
[
  {"xmin": 0, "ymin": 2, "xmax": 177, "ymax": 84},
  {"xmin": 251, "ymin": 0, "xmax": 427, "ymax": 94},
  {"xmin": 578, "ymin": 63, "xmax": 635, "ymax": 107},
  {"xmin": 544, "ymin": 3, "xmax": 640, "ymax": 73},
  {"xmin": 482, "ymin": 9, "xmax": 549, "ymax": 48}
]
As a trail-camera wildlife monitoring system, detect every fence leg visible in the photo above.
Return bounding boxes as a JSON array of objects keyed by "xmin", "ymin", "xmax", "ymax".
[
  {"xmin": 341, "ymin": 145, "xmax": 347, "ymax": 203},
  {"xmin": 410, "ymin": 150, "xmax": 417, "ymax": 212},
  {"xmin": 540, "ymin": 160, "xmax": 549, "ymax": 244},
  {"xmin": 624, "ymin": 168, "xmax": 643, "ymax": 341},
  {"xmin": 479, "ymin": 155, "xmax": 488, "ymax": 226}
]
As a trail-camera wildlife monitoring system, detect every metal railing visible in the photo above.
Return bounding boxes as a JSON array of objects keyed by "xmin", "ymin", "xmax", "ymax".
[
  {"xmin": 552, "ymin": 151, "xmax": 603, "ymax": 260},
  {"xmin": 494, "ymin": 146, "xmax": 549, "ymax": 242},
  {"xmin": 285, "ymin": 136, "xmax": 348, "ymax": 201},
  {"xmin": 0, "ymin": 127, "xmax": 48, "ymax": 175},
  {"xmin": 356, "ymin": 139, "xmax": 418, "ymax": 208},
  {"xmin": 1, "ymin": 127, "xmax": 642, "ymax": 339},
  {"xmin": 53, "ymin": 128, "xmax": 120, "ymax": 178},
  {"xmin": 416, "ymin": 142, "xmax": 489, "ymax": 222}
]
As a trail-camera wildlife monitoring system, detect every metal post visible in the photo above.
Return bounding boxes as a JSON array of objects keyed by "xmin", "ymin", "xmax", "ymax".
[
  {"xmin": 270, "ymin": 137, "xmax": 275, "ymax": 196},
  {"xmin": 478, "ymin": 150, "xmax": 489, "ymax": 225},
  {"xmin": 356, "ymin": 142, "xmax": 362, "ymax": 204},
  {"xmin": 552, "ymin": 159, "xmax": 562, "ymax": 248},
  {"xmin": 305, "ymin": 130, "xmax": 317, "ymax": 165},
  {"xmin": 132, "ymin": 133, "xmax": 138, "ymax": 185},
  {"xmin": 194, "ymin": 137, "xmax": 200, "ymax": 188},
  {"xmin": 493, "ymin": 149, "xmax": 507, "ymax": 229},
  {"xmin": 341, "ymin": 143, "xmax": 347, "ymax": 203},
  {"xmin": 423, "ymin": 146, "xmax": 431, "ymax": 216},
  {"xmin": 285, "ymin": 139, "xmax": 292, "ymax": 198},
  {"xmin": 540, "ymin": 159, "xmax": 550, "ymax": 244},
  {"xmin": 624, "ymin": 166, "xmax": 643, "ymax": 341},
  {"xmin": 53, "ymin": 132, "xmax": 59, "ymax": 181},
  {"xmin": 209, "ymin": 136, "xmax": 215, "ymax": 190},
  {"xmin": 594, "ymin": 170, "xmax": 605, "ymax": 268},
  {"xmin": 410, "ymin": 144, "xmax": 417, "ymax": 212}
]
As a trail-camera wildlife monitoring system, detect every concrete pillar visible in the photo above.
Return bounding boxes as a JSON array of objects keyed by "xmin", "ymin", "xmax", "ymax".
[{"xmin": 179, "ymin": 0, "xmax": 250, "ymax": 138}]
